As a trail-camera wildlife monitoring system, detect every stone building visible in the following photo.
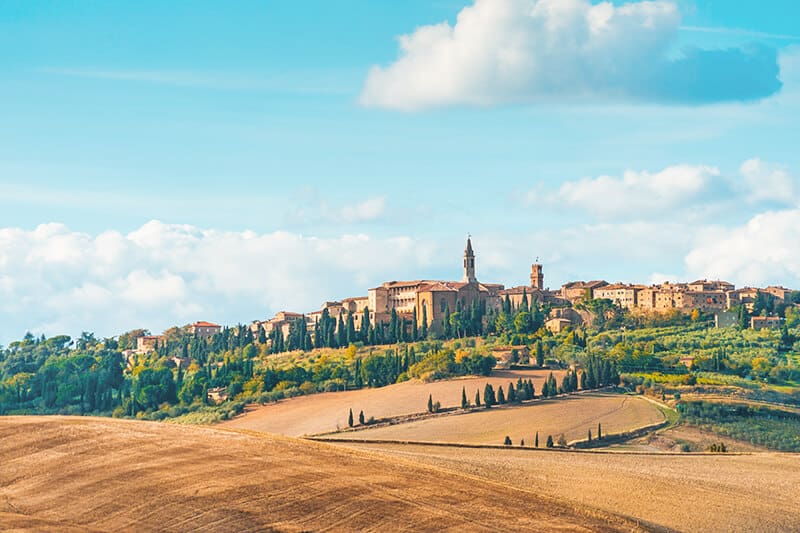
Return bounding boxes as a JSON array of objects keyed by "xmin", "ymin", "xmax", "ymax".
[
  {"xmin": 367, "ymin": 238, "xmax": 504, "ymax": 333},
  {"xmin": 560, "ymin": 280, "xmax": 608, "ymax": 302},
  {"xmin": 187, "ymin": 321, "xmax": 221, "ymax": 338}
]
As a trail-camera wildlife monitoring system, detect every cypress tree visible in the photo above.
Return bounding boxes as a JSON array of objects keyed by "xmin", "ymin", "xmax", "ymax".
[
  {"xmin": 597, "ymin": 422, "xmax": 602, "ymax": 440},
  {"xmin": 359, "ymin": 410, "xmax": 365, "ymax": 425},
  {"xmin": 497, "ymin": 386, "xmax": 506, "ymax": 404},
  {"xmin": 580, "ymin": 370, "xmax": 587, "ymax": 390},
  {"xmin": 484, "ymin": 383, "xmax": 495, "ymax": 408},
  {"xmin": 520, "ymin": 439, "xmax": 525, "ymax": 446},
  {"xmin": 535, "ymin": 431, "xmax": 539, "ymax": 448},
  {"xmin": 587, "ymin": 429, "xmax": 592, "ymax": 443},
  {"xmin": 546, "ymin": 435, "xmax": 554, "ymax": 448},
  {"xmin": 412, "ymin": 308, "xmax": 419, "ymax": 341},
  {"xmin": 421, "ymin": 305, "xmax": 428, "ymax": 339},
  {"xmin": 427, "ymin": 393, "xmax": 433, "ymax": 413},
  {"xmin": 348, "ymin": 408, "xmax": 354, "ymax": 427},
  {"xmin": 475, "ymin": 389, "xmax": 481, "ymax": 407},
  {"xmin": 507, "ymin": 382, "xmax": 517, "ymax": 402},
  {"xmin": 535, "ymin": 340, "xmax": 544, "ymax": 367},
  {"xmin": 504, "ymin": 436, "xmax": 512, "ymax": 446},
  {"xmin": 461, "ymin": 386, "xmax": 468, "ymax": 409}
]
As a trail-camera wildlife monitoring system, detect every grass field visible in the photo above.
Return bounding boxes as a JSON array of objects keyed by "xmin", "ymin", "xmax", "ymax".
[
  {"xmin": 0, "ymin": 416, "xmax": 639, "ymax": 532},
  {"xmin": 338, "ymin": 441, "xmax": 800, "ymax": 533},
  {"xmin": 329, "ymin": 392, "xmax": 665, "ymax": 446},
  {"xmin": 221, "ymin": 369, "xmax": 565, "ymax": 436}
]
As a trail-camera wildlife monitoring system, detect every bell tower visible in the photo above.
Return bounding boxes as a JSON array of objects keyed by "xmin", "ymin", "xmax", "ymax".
[
  {"xmin": 463, "ymin": 237, "xmax": 477, "ymax": 284},
  {"xmin": 530, "ymin": 260, "xmax": 543, "ymax": 289}
]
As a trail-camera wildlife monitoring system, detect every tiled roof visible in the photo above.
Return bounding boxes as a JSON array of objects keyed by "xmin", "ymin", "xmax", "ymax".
[{"xmin": 192, "ymin": 321, "xmax": 220, "ymax": 328}]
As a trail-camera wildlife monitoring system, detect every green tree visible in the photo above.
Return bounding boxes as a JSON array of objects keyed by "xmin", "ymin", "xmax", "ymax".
[
  {"xmin": 359, "ymin": 410, "xmax": 365, "ymax": 425},
  {"xmin": 587, "ymin": 429, "xmax": 592, "ymax": 443},
  {"xmin": 597, "ymin": 422, "xmax": 602, "ymax": 440},
  {"xmin": 497, "ymin": 386, "xmax": 506, "ymax": 404},
  {"xmin": 535, "ymin": 431, "xmax": 539, "ymax": 448},
  {"xmin": 427, "ymin": 393, "xmax": 433, "ymax": 413},
  {"xmin": 484, "ymin": 383, "xmax": 496, "ymax": 408},
  {"xmin": 504, "ymin": 435, "xmax": 512, "ymax": 446},
  {"xmin": 461, "ymin": 386, "xmax": 468, "ymax": 409},
  {"xmin": 348, "ymin": 408, "xmax": 354, "ymax": 427},
  {"xmin": 546, "ymin": 435, "xmax": 554, "ymax": 448},
  {"xmin": 474, "ymin": 389, "xmax": 481, "ymax": 407},
  {"xmin": 535, "ymin": 340, "xmax": 544, "ymax": 367}
]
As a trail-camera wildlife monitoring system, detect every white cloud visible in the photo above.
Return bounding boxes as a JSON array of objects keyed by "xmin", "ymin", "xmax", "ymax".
[
  {"xmin": 360, "ymin": 0, "xmax": 781, "ymax": 110},
  {"xmin": 338, "ymin": 196, "xmax": 386, "ymax": 223},
  {"xmin": 685, "ymin": 209, "xmax": 800, "ymax": 287},
  {"xmin": 528, "ymin": 164, "xmax": 723, "ymax": 219},
  {"xmin": 0, "ymin": 221, "xmax": 440, "ymax": 343},
  {"xmin": 740, "ymin": 158, "xmax": 797, "ymax": 204}
]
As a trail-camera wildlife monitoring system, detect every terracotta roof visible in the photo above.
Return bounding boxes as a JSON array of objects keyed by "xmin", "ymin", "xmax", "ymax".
[{"xmin": 191, "ymin": 321, "xmax": 220, "ymax": 328}]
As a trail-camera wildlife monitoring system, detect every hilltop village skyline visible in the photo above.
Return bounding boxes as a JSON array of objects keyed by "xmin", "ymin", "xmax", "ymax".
[{"xmin": 127, "ymin": 237, "xmax": 795, "ymax": 355}]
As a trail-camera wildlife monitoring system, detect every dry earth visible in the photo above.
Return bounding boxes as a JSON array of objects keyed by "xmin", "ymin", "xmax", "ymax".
[
  {"xmin": 0, "ymin": 416, "xmax": 640, "ymax": 532},
  {"xmin": 222, "ymin": 369, "xmax": 564, "ymax": 436},
  {"xmin": 331, "ymin": 392, "xmax": 665, "ymax": 446},
  {"xmin": 337, "ymin": 441, "xmax": 800, "ymax": 533}
]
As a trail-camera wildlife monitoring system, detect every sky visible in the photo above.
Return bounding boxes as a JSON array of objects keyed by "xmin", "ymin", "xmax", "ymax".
[{"xmin": 1, "ymin": 0, "xmax": 800, "ymax": 344}]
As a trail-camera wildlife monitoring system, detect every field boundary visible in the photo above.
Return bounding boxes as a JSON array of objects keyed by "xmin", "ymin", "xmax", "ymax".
[{"xmin": 309, "ymin": 436, "xmax": 754, "ymax": 456}]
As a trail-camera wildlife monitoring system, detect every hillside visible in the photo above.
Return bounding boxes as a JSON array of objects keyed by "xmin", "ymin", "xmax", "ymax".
[
  {"xmin": 0, "ymin": 416, "xmax": 637, "ymax": 532},
  {"xmin": 328, "ymin": 392, "xmax": 665, "ymax": 445},
  {"xmin": 221, "ymin": 368, "xmax": 564, "ymax": 436},
  {"xmin": 339, "ymin": 441, "xmax": 800, "ymax": 533}
]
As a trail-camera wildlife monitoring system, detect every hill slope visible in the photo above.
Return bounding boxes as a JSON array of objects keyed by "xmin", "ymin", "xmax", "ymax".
[
  {"xmin": 222, "ymin": 369, "xmax": 563, "ymax": 436},
  {"xmin": 330, "ymin": 392, "xmax": 664, "ymax": 445},
  {"xmin": 0, "ymin": 416, "xmax": 636, "ymax": 532},
  {"xmin": 338, "ymin": 441, "xmax": 800, "ymax": 533}
]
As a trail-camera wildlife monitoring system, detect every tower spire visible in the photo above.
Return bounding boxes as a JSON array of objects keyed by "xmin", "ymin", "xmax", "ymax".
[{"xmin": 463, "ymin": 236, "xmax": 476, "ymax": 283}]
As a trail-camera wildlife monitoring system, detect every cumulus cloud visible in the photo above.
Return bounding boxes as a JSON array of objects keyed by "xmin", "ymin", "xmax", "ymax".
[
  {"xmin": 527, "ymin": 164, "xmax": 725, "ymax": 219},
  {"xmin": 0, "ymin": 221, "xmax": 439, "ymax": 343},
  {"xmin": 685, "ymin": 208, "xmax": 800, "ymax": 287},
  {"xmin": 360, "ymin": 0, "xmax": 782, "ymax": 110},
  {"xmin": 740, "ymin": 158, "xmax": 797, "ymax": 204}
]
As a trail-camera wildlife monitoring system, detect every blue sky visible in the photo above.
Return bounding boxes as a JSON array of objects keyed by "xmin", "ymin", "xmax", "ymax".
[{"xmin": 1, "ymin": 0, "xmax": 800, "ymax": 342}]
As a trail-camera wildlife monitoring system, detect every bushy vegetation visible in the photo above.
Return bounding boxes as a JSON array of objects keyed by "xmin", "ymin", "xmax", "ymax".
[{"xmin": 678, "ymin": 401, "xmax": 800, "ymax": 452}]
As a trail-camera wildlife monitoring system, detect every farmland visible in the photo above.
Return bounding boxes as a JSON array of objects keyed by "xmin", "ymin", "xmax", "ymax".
[
  {"xmin": 338, "ymin": 441, "xmax": 800, "ymax": 533},
  {"xmin": 328, "ymin": 392, "xmax": 665, "ymax": 445},
  {"xmin": 221, "ymin": 368, "xmax": 564, "ymax": 436},
  {"xmin": 0, "ymin": 416, "xmax": 638, "ymax": 532}
]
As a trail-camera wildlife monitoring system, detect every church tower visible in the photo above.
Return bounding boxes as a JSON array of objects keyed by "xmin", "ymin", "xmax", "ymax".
[
  {"xmin": 530, "ymin": 261, "xmax": 543, "ymax": 289},
  {"xmin": 463, "ymin": 237, "xmax": 477, "ymax": 284}
]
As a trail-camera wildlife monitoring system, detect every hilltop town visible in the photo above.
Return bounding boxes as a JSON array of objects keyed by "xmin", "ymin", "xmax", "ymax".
[{"xmin": 133, "ymin": 238, "xmax": 796, "ymax": 355}]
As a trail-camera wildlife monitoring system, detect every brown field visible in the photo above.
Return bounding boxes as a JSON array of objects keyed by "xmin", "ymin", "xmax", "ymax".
[
  {"xmin": 222, "ymin": 369, "xmax": 565, "ymax": 436},
  {"xmin": 338, "ymin": 441, "xmax": 800, "ymax": 533},
  {"xmin": 0, "ymin": 416, "xmax": 640, "ymax": 532},
  {"xmin": 330, "ymin": 392, "xmax": 665, "ymax": 446}
]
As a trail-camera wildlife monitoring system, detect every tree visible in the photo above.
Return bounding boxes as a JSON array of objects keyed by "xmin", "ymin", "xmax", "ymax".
[
  {"xmin": 587, "ymin": 429, "xmax": 592, "ymax": 443},
  {"xmin": 535, "ymin": 431, "xmax": 539, "ymax": 448},
  {"xmin": 597, "ymin": 422, "xmax": 602, "ymax": 440},
  {"xmin": 427, "ymin": 393, "xmax": 433, "ymax": 413},
  {"xmin": 497, "ymin": 386, "xmax": 506, "ymax": 404},
  {"xmin": 474, "ymin": 389, "xmax": 481, "ymax": 407},
  {"xmin": 461, "ymin": 386, "xmax": 468, "ymax": 409},
  {"xmin": 557, "ymin": 434, "xmax": 567, "ymax": 447},
  {"xmin": 484, "ymin": 383, "xmax": 496, "ymax": 408},
  {"xmin": 520, "ymin": 439, "xmax": 525, "ymax": 446},
  {"xmin": 359, "ymin": 410, "xmax": 365, "ymax": 425},
  {"xmin": 546, "ymin": 435, "xmax": 554, "ymax": 448},
  {"xmin": 504, "ymin": 435, "xmax": 512, "ymax": 446},
  {"xmin": 348, "ymin": 408, "xmax": 354, "ymax": 427},
  {"xmin": 535, "ymin": 341, "xmax": 544, "ymax": 367},
  {"xmin": 507, "ymin": 382, "xmax": 517, "ymax": 403}
]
